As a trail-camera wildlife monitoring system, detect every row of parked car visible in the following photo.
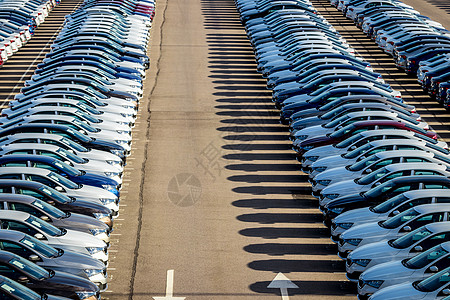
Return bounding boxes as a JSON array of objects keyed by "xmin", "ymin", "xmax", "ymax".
[
  {"xmin": 334, "ymin": 0, "xmax": 450, "ymax": 108},
  {"xmin": 0, "ymin": 0, "xmax": 155, "ymax": 299},
  {"xmin": 235, "ymin": 0, "xmax": 450, "ymax": 299},
  {"xmin": 0, "ymin": 0, "xmax": 60, "ymax": 66}
]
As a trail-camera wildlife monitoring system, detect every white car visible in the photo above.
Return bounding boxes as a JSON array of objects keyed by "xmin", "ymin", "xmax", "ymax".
[
  {"xmin": 339, "ymin": 204, "xmax": 450, "ymax": 255},
  {"xmin": 330, "ymin": 189, "xmax": 450, "ymax": 241},
  {"xmin": 0, "ymin": 210, "xmax": 108, "ymax": 263},
  {"xmin": 346, "ymin": 222, "xmax": 450, "ymax": 282},
  {"xmin": 359, "ymin": 242, "xmax": 450, "ymax": 298}
]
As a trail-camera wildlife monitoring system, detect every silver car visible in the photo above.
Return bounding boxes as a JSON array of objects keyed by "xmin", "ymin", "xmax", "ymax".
[
  {"xmin": 320, "ymin": 163, "xmax": 450, "ymax": 207},
  {"xmin": 339, "ymin": 204, "xmax": 450, "ymax": 255},
  {"xmin": 309, "ymin": 137, "xmax": 449, "ymax": 177},
  {"xmin": 359, "ymin": 242, "xmax": 450, "ymax": 298},
  {"xmin": 312, "ymin": 150, "xmax": 450, "ymax": 193},
  {"xmin": 331, "ymin": 189, "xmax": 450, "ymax": 241},
  {"xmin": 346, "ymin": 222, "xmax": 450, "ymax": 282}
]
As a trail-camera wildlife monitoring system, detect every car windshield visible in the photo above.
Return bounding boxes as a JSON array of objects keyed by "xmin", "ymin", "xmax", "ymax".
[
  {"xmin": 364, "ymin": 180, "xmax": 396, "ymax": 198},
  {"xmin": 65, "ymin": 127, "xmax": 91, "ymax": 142},
  {"xmin": 0, "ymin": 276, "xmax": 41, "ymax": 300},
  {"xmin": 335, "ymin": 133, "xmax": 365, "ymax": 149},
  {"xmin": 55, "ymin": 148, "xmax": 85, "ymax": 164},
  {"xmin": 380, "ymin": 208, "xmax": 421, "ymax": 229},
  {"xmin": 51, "ymin": 160, "xmax": 81, "ymax": 176},
  {"xmin": 329, "ymin": 123, "xmax": 356, "ymax": 138},
  {"xmin": 20, "ymin": 236, "xmax": 59, "ymax": 258},
  {"xmin": 38, "ymin": 186, "xmax": 71, "ymax": 204},
  {"xmin": 348, "ymin": 154, "xmax": 379, "ymax": 171},
  {"xmin": 72, "ymin": 119, "xmax": 97, "ymax": 132},
  {"xmin": 8, "ymin": 257, "xmax": 49, "ymax": 280},
  {"xmin": 31, "ymin": 200, "xmax": 66, "ymax": 219},
  {"xmin": 416, "ymin": 266, "xmax": 450, "ymax": 292},
  {"xmin": 74, "ymin": 110, "xmax": 99, "ymax": 123},
  {"xmin": 372, "ymin": 194, "xmax": 408, "ymax": 213},
  {"xmin": 405, "ymin": 244, "xmax": 449, "ymax": 269},
  {"xmin": 356, "ymin": 167, "xmax": 390, "ymax": 185},
  {"xmin": 60, "ymin": 137, "xmax": 88, "ymax": 152},
  {"xmin": 77, "ymin": 102, "xmax": 101, "ymax": 115},
  {"xmin": 323, "ymin": 114, "xmax": 350, "ymax": 128},
  {"xmin": 343, "ymin": 143, "xmax": 372, "ymax": 158},
  {"xmin": 25, "ymin": 216, "xmax": 63, "ymax": 237},
  {"xmin": 391, "ymin": 227, "xmax": 432, "ymax": 249},
  {"xmin": 47, "ymin": 171, "xmax": 79, "ymax": 189}
]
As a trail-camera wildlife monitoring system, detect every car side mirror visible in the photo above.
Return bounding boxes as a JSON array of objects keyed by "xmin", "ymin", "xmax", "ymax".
[
  {"xmin": 349, "ymin": 146, "xmax": 356, "ymax": 150},
  {"xmin": 402, "ymin": 226, "xmax": 412, "ymax": 232},
  {"xmin": 414, "ymin": 245, "xmax": 423, "ymax": 252},
  {"xmin": 375, "ymin": 182, "xmax": 381, "ymax": 186},
  {"xmin": 28, "ymin": 254, "xmax": 39, "ymax": 262},
  {"xmin": 17, "ymin": 276, "xmax": 29, "ymax": 283},
  {"xmin": 47, "ymin": 200, "xmax": 55, "ymax": 205},
  {"xmin": 40, "ymin": 216, "xmax": 50, "ymax": 222},
  {"xmin": 430, "ymin": 266, "xmax": 439, "ymax": 272},
  {"xmin": 393, "ymin": 210, "xmax": 400, "ymax": 215},
  {"xmin": 34, "ymin": 233, "xmax": 45, "ymax": 240},
  {"xmin": 442, "ymin": 288, "xmax": 450, "ymax": 295},
  {"xmin": 364, "ymin": 168, "xmax": 372, "ymax": 174},
  {"xmin": 55, "ymin": 186, "xmax": 63, "ymax": 192}
]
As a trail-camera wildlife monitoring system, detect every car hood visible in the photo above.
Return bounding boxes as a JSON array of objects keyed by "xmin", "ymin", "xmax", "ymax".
[
  {"xmin": 44, "ymin": 270, "xmax": 98, "ymax": 293},
  {"xmin": 333, "ymin": 206, "xmax": 381, "ymax": 227},
  {"xmin": 321, "ymin": 179, "xmax": 368, "ymax": 201},
  {"xmin": 64, "ymin": 184, "xmax": 117, "ymax": 200},
  {"xmin": 361, "ymin": 260, "xmax": 412, "ymax": 282},
  {"xmin": 348, "ymin": 240, "xmax": 400, "ymax": 261},
  {"xmin": 341, "ymin": 222, "xmax": 386, "ymax": 242},
  {"xmin": 57, "ymin": 213, "xmax": 109, "ymax": 231},
  {"xmin": 293, "ymin": 124, "xmax": 329, "ymax": 139},
  {"xmin": 49, "ymin": 228, "xmax": 106, "ymax": 248},
  {"xmin": 73, "ymin": 173, "xmax": 118, "ymax": 188},
  {"xmin": 310, "ymin": 154, "xmax": 354, "ymax": 173},
  {"xmin": 369, "ymin": 282, "xmax": 423, "ymax": 300},
  {"xmin": 313, "ymin": 166, "xmax": 356, "ymax": 183},
  {"xmin": 42, "ymin": 249, "xmax": 106, "ymax": 270}
]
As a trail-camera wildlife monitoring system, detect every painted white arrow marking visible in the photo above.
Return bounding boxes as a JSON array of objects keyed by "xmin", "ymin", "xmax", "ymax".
[
  {"xmin": 153, "ymin": 270, "xmax": 186, "ymax": 300},
  {"xmin": 267, "ymin": 272, "xmax": 298, "ymax": 300}
]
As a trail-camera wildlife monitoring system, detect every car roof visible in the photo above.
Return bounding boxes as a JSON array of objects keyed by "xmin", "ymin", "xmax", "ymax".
[
  {"xmin": 402, "ymin": 189, "xmax": 450, "ymax": 199},
  {"xmin": 413, "ymin": 203, "xmax": 450, "ymax": 214},
  {"xmin": 371, "ymin": 149, "xmax": 435, "ymax": 159},
  {"xmin": 0, "ymin": 210, "xmax": 31, "ymax": 221},
  {"xmin": 0, "ymin": 167, "xmax": 53, "ymax": 176},
  {"xmin": 0, "ymin": 229, "xmax": 28, "ymax": 241},
  {"xmin": 0, "ymin": 193, "xmax": 38, "ymax": 203},
  {"xmin": 0, "ymin": 154, "xmax": 61, "ymax": 164},
  {"xmin": 426, "ymin": 221, "xmax": 450, "ymax": 232},
  {"xmin": 383, "ymin": 162, "xmax": 447, "ymax": 172}
]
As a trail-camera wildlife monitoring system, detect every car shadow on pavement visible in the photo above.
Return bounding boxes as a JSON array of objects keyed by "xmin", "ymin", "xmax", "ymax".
[{"xmin": 202, "ymin": 0, "xmax": 356, "ymax": 297}]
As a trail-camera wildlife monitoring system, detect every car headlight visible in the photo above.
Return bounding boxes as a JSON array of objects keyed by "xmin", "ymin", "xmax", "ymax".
[
  {"xmin": 101, "ymin": 185, "xmax": 118, "ymax": 191},
  {"xmin": 305, "ymin": 155, "xmax": 318, "ymax": 162},
  {"xmin": 93, "ymin": 213, "xmax": 111, "ymax": 220},
  {"xmin": 366, "ymin": 280, "xmax": 384, "ymax": 288},
  {"xmin": 115, "ymin": 140, "xmax": 128, "ymax": 145},
  {"xmin": 324, "ymin": 194, "xmax": 340, "ymax": 200},
  {"xmin": 86, "ymin": 247, "xmax": 104, "ymax": 255},
  {"xmin": 84, "ymin": 268, "xmax": 103, "ymax": 277},
  {"xmin": 295, "ymin": 135, "xmax": 309, "ymax": 141},
  {"xmin": 337, "ymin": 223, "xmax": 353, "ymax": 230},
  {"xmin": 312, "ymin": 166, "xmax": 327, "ymax": 172},
  {"xmin": 353, "ymin": 259, "xmax": 371, "ymax": 267},
  {"xmin": 110, "ymin": 149, "xmax": 125, "ymax": 157},
  {"xmin": 317, "ymin": 180, "xmax": 331, "ymax": 186},
  {"xmin": 104, "ymin": 172, "xmax": 121, "ymax": 177},
  {"xmin": 99, "ymin": 198, "xmax": 117, "ymax": 205},
  {"xmin": 89, "ymin": 228, "xmax": 109, "ymax": 237},
  {"xmin": 330, "ymin": 207, "xmax": 345, "ymax": 214},
  {"xmin": 75, "ymin": 291, "xmax": 97, "ymax": 300},
  {"xmin": 116, "ymin": 130, "xmax": 131, "ymax": 135},
  {"xmin": 343, "ymin": 238, "xmax": 362, "ymax": 246},
  {"xmin": 302, "ymin": 145, "xmax": 314, "ymax": 151},
  {"xmin": 105, "ymin": 161, "xmax": 120, "ymax": 166}
]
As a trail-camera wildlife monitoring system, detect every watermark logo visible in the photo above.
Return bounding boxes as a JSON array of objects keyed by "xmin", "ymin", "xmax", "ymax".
[{"xmin": 167, "ymin": 173, "xmax": 202, "ymax": 207}]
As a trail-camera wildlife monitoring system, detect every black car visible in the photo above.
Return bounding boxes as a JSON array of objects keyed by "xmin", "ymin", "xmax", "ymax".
[
  {"xmin": 0, "ymin": 274, "xmax": 70, "ymax": 300},
  {"xmin": 0, "ymin": 250, "xmax": 99, "ymax": 300}
]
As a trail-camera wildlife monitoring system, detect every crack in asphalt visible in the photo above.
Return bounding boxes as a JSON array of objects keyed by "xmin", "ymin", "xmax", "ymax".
[{"xmin": 128, "ymin": 0, "xmax": 169, "ymax": 298}]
